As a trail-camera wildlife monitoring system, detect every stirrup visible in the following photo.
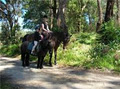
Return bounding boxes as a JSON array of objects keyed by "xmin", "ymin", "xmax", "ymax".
[
  {"xmin": 31, "ymin": 51, "xmax": 36, "ymax": 56},
  {"xmin": 31, "ymin": 53, "xmax": 36, "ymax": 56}
]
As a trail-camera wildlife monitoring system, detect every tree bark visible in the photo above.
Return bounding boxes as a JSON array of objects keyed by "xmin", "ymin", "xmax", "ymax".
[
  {"xmin": 104, "ymin": 0, "xmax": 115, "ymax": 22},
  {"xmin": 57, "ymin": 0, "xmax": 68, "ymax": 32},
  {"xmin": 96, "ymin": 0, "xmax": 103, "ymax": 32},
  {"xmin": 117, "ymin": 0, "xmax": 120, "ymax": 25},
  {"xmin": 53, "ymin": 0, "xmax": 57, "ymax": 18},
  {"xmin": 50, "ymin": 0, "xmax": 53, "ymax": 29}
]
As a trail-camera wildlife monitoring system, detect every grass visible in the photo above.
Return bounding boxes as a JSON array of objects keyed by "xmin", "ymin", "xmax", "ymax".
[
  {"xmin": 0, "ymin": 44, "xmax": 20, "ymax": 57},
  {"xmin": 56, "ymin": 32, "xmax": 95, "ymax": 67}
]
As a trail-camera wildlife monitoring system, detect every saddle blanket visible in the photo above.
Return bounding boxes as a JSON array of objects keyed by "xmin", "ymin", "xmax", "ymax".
[{"xmin": 27, "ymin": 42, "xmax": 34, "ymax": 51}]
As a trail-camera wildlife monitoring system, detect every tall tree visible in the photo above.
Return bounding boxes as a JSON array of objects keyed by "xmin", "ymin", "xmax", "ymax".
[
  {"xmin": 57, "ymin": 0, "xmax": 68, "ymax": 32},
  {"xmin": 117, "ymin": 0, "xmax": 120, "ymax": 25},
  {"xmin": 49, "ymin": 0, "xmax": 57, "ymax": 29},
  {"xmin": 23, "ymin": 0, "xmax": 49, "ymax": 29},
  {"xmin": 96, "ymin": 0, "xmax": 103, "ymax": 32},
  {"xmin": 0, "ymin": 0, "xmax": 21, "ymax": 37},
  {"xmin": 53, "ymin": 0, "xmax": 57, "ymax": 18},
  {"xmin": 104, "ymin": 0, "xmax": 115, "ymax": 22}
]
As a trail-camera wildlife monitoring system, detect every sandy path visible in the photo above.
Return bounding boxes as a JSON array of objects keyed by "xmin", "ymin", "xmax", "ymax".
[{"xmin": 0, "ymin": 56, "xmax": 120, "ymax": 89}]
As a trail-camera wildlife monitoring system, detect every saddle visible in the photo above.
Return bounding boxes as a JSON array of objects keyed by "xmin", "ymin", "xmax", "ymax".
[
  {"xmin": 27, "ymin": 41, "xmax": 34, "ymax": 52},
  {"xmin": 27, "ymin": 41, "xmax": 41, "ymax": 55}
]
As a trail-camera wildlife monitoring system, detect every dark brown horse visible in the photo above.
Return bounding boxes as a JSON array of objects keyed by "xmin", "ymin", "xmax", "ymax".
[
  {"xmin": 21, "ymin": 31, "xmax": 71, "ymax": 68},
  {"xmin": 21, "ymin": 39, "xmax": 50, "ymax": 69},
  {"xmin": 48, "ymin": 31, "xmax": 71, "ymax": 66}
]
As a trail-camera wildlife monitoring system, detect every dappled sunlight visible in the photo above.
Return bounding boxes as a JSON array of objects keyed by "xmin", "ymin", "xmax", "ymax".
[
  {"xmin": 0, "ymin": 57, "xmax": 17, "ymax": 71},
  {"xmin": 0, "ymin": 57, "xmax": 120, "ymax": 89},
  {"xmin": 0, "ymin": 0, "xmax": 120, "ymax": 88}
]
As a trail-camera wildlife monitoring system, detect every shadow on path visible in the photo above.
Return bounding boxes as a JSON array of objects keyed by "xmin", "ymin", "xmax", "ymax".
[{"xmin": 0, "ymin": 57, "xmax": 120, "ymax": 89}]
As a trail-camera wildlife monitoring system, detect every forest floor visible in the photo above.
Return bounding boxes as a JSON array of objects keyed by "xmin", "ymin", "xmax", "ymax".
[{"xmin": 0, "ymin": 56, "xmax": 120, "ymax": 89}]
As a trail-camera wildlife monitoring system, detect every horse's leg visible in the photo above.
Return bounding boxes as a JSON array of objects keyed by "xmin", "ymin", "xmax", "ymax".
[
  {"xmin": 40, "ymin": 56, "xmax": 44, "ymax": 69},
  {"xmin": 54, "ymin": 49, "xmax": 57, "ymax": 65},
  {"xmin": 26, "ymin": 53, "xmax": 30, "ymax": 66},
  {"xmin": 37, "ymin": 56, "xmax": 40, "ymax": 68},
  {"xmin": 40, "ymin": 57, "xmax": 43, "ymax": 69},
  {"xmin": 21, "ymin": 53, "xmax": 25, "ymax": 67},
  {"xmin": 49, "ymin": 49, "xmax": 53, "ymax": 66}
]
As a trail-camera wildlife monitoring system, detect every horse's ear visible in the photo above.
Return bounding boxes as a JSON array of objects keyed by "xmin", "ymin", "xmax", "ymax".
[
  {"xmin": 20, "ymin": 37, "xmax": 23, "ymax": 40},
  {"xmin": 63, "ymin": 32, "xmax": 67, "ymax": 36}
]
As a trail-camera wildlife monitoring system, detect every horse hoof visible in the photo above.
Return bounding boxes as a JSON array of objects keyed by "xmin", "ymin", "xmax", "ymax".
[
  {"xmin": 25, "ymin": 66, "xmax": 29, "ymax": 68},
  {"xmin": 49, "ymin": 64, "xmax": 53, "ymax": 67},
  {"xmin": 22, "ymin": 65, "xmax": 25, "ymax": 67},
  {"xmin": 40, "ymin": 66, "xmax": 43, "ymax": 69},
  {"xmin": 26, "ymin": 65, "xmax": 29, "ymax": 66}
]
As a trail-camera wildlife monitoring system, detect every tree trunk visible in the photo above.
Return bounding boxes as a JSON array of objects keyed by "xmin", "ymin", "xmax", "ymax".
[
  {"xmin": 104, "ymin": 0, "xmax": 115, "ymax": 22},
  {"xmin": 53, "ymin": 0, "xmax": 57, "ymax": 18},
  {"xmin": 96, "ymin": 0, "xmax": 103, "ymax": 32},
  {"xmin": 117, "ymin": 0, "xmax": 120, "ymax": 25},
  {"xmin": 50, "ymin": 0, "xmax": 53, "ymax": 29},
  {"xmin": 57, "ymin": 0, "xmax": 68, "ymax": 32}
]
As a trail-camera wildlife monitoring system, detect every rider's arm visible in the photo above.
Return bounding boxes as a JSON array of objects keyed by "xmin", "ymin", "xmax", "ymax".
[
  {"xmin": 41, "ymin": 24, "xmax": 47, "ymax": 32},
  {"xmin": 46, "ymin": 25, "xmax": 50, "ymax": 31}
]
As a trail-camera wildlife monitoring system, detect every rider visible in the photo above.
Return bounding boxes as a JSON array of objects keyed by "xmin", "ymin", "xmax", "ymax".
[
  {"xmin": 31, "ymin": 15, "xmax": 51, "ymax": 54},
  {"xmin": 41, "ymin": 15, "xmax": 52, "ymax": 40},
  {"xmin": 31, "ymin": 25, "xmax": 41, "ymax": 55}
]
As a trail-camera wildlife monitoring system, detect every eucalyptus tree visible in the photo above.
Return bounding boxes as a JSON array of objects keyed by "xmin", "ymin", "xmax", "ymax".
[
  {"xmin": 66, "ymin": 0, "xmax": 97, "ymax": 33},
  {"xmin": 23, "ymin": 0, "xmax": 50, "ymax": 29},
  {"xmin": 0, "ymin": 0, "xmax": 22, "ymax": 44},
  {"xmin": 104, "ymin": 0, "xmax": 115, "ymax": 22},
  {"xmin": 0, "ymin": 0, "xmax": 22, "ymax": 36},
  {"xmin": 57, "ymin": 0, "xmax": 68, "ymax": 32},
  {"xmin": 96, "ymin": 0, "xmax": 103, "ymax": 32},
  {"xmin": 117, "ymin": 0, "xmax": 120, "ymax": 25}
]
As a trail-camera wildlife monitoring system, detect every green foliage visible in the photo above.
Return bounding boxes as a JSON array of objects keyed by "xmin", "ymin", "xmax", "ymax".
[
  {"xmin": 67, "ymin": 0, "xmax": 97, "ymax": 33},
  {"xmin": 51, "ymin": 32, "xmax": 95, "ymax": 67},
  {"xmin": 0, "ymin": 24, "xmax": 21, "ymax": 45},
  {"xmin": 99, "ymin": 20, "xmax": 120, "ymax": 44},
  {"xmin": 86, "ymin": 42, "xmax": 120, "ymax": 72},
  {"xmin": 86, "ymin": 45, "xmax": 114, "ymax": 69},
  {"xmin": 85, "ymin": 20, "xmax": 120, "ymax": 72},
  {"xmin": 0, "ymin": 44, "xmax": 20, "ymax": 57},
  {"xmin": 76, "ymin": 32, "xmax": 97, "ymax": 44},
  {"xmin": 0, "ymin": 24, "xmax": 10, "ymax": 45},
  {"xmin": 86, "ymin": 20, "xmax": 120, "ymax": 72},
  {"xmin": 23, "ymin": 0, "xmax": 50, "ymax": 29}
]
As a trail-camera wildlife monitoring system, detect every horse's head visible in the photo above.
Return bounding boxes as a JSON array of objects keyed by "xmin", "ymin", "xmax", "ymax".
[
  {"xmin": 37, "ymin": 39, "xmax": 50, "ymax": 53},
  {"xmin": 63, "ymin": 32, "xmax": 71, "ymax": 50}
]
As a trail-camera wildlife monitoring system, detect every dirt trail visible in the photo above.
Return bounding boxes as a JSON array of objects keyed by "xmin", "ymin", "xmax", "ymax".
[{"xmin": 0, "ymin": 56, "xmax": 120, "ymax": 89}]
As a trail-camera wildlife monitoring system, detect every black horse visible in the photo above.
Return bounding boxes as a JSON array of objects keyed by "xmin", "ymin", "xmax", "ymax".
[
  {"xmin": 21, "ymin": 39, "xmax": 50, "ymax": 69},
  {"xmin": 48, "ymin": 31, "xmax": 71, "ymax": 66},
  {"xmin": 21, "ymin": 31, "xmax": 71, "ymax": 68}
]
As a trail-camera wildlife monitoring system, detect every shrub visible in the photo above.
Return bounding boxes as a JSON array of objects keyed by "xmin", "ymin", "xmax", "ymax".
[
  {"xmin": 99, "ymin": 20, "xmax": 120, "ymax": 44},
  {"xmin": 0, "ymin": 44, "xmax": 20, "ymax": 57}
]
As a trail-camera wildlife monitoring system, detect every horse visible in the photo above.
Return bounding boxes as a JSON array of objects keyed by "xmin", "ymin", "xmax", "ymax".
[
  {"xmin": 21, "ymin": 31, "xmax": 71, "ymax": 68},
  {"xmin": 21, "ymin": 39, "xmax": 50, "ymax": 69},
  {"xmin": 48, "ymin": 31, "xmax": 71, "ymax": 66}
]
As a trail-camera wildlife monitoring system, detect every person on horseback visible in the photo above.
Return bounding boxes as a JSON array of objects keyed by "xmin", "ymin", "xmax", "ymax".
[
  {"xmin": 41, "ymin": 15, "xmax": 52, "ymax": 40},
  {"xmin": 31, "ymin": 15, "xmax": 51, "ymax": 55},
  {"xmin": 31, "ymin": 25, "xmax": 41, "ymax": 55}
]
